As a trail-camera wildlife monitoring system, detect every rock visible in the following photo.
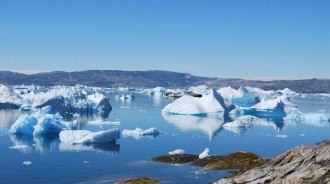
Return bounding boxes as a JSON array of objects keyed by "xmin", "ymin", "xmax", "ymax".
[
  {"xmin": 151, "ymin": 151, "xmax": 265, "ymax": 175},
  {"xmin": 116, "ymin": 177, "xmax": 160, "ymax": 184},
  {"xmin": 204, "ymin": 152, "xmax": 266, "ymax": 175},
  {"xmin": 214, "ymin": 140, "xmax": 330, "ymax": 184},
  {"xmin": 151, "ymin": 154, "xmax": 198, "ymax": 164}
]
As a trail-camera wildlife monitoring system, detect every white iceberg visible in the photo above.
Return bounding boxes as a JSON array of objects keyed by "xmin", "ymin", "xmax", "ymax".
[
  {"xmin": 168, "ymin": 149, "xmax": 185, "ymax": 155},
  {"xmin": 218, "ymin": 86, "xmax": 259, "ymax": 107},
  {"xmin": 122, "ymin": 127, "xmax": 162, "ymax": 139},
  {"xmin": 0, "ymin": 84, "xmax": 22, "ymax": 108},
  {"xmin": 188, "ymin": 85, "xmax": 209, "ymax": 96},
  {"xmin": 199, "ymin": 148, "xmax": 210, "ymax": 159},
  {"xmin": 241, "ymin": 96, "xmax": 298, "ymax": 118},
  {"xmin": 162, "ymin": 89, "xmax": 234, "ymax": 116},
  {"xmin": 9, "ymin": 108, "xmax": 70, "ymax": 135},
  {"xmin": 59, "ymin": 129, "xmax": 120, "ymax": 144},
  {"xmin": 19, "ymin": 85, "xmax": 112, "ymax": 116}
]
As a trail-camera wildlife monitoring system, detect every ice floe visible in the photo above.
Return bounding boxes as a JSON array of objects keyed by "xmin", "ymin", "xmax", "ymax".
[
  {"xmin": 22, "ymin": 161, "xmax": 32, "ymax": 166},
  {"xmin": 122, "ymin": 128, "xmax": 162, "ymax": 139},
  {"xmin": 59, "ymin": 129, "xmax": 120, "ymax": 144},
  {"xmin": 168, "ymin": 149, "xmax": 185, "ymax": 155}
]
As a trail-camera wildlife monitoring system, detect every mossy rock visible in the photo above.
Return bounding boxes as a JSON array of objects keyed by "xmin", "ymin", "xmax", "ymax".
[
  {"xmin": 116, "ymin": 177, "xmax": 160, "ymax": 184},
  {"xmin": 151, "ymin": 154, "xmax": 198, "ymax": 164},
  {"xmin": 192, "ymin": 156, "xmax": 222, "ymax": 167},
  {"xmin": 204, "ymin": 152, "xmax": 267, "ymax": 174}
]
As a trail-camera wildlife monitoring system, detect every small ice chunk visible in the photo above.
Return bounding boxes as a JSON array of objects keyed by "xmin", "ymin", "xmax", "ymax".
[
  {"xmin": 59, "ymin": 129, "xmax": 120, "ymax": 144},
  {"xmin": 168, "ymin": 149, "xmax": 185, "ymax": 155},
  {"xmin": 122, "ymin": 127, "xmax": 162, "ymax": 139},
  {"xmin": 199, "ymin": 148, "xmax": 210, "ymax": 159},
  {"xmin": 300, "ymin": 134, "xmax": 305, "ymax": 136},
  {"xmin": 276, "ymin": 134, "xmax": 288, "ymax": 138},
  {"xmin": 22, "ymin": 161, "xmax": 32, "ymax": 166},
  {"xmin": 83, "ymin": 161, "xmax": 89, "ymax": 164}
]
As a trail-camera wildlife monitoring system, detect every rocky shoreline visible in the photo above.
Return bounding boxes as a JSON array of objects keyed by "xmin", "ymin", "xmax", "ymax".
[{"xmin": 215, "ymin": 140, "xmax": 330, "ymax": 184}]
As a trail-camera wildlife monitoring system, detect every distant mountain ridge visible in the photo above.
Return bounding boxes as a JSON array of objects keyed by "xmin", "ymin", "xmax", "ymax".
[{"xmin": 0, "ymin": 70, "xmax": 329, "ymax": 93}]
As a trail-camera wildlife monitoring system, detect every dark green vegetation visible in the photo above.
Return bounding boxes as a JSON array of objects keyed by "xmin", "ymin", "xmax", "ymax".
[
  {"xmin": 151, "ymin": 151, "xmax": 266, "ymax": 175},
  {"xmin": 116, "ymin": 177, "xmax": 160, "ymax": 184},
  {"xmin": 1, "ymin": 70, "xmax": 330, "ymax": 93}
]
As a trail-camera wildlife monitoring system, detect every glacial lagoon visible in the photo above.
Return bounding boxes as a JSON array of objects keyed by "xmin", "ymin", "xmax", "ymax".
[{"xmin": 1, "ymin": 89, "xmax": 330, "ymax": 184}]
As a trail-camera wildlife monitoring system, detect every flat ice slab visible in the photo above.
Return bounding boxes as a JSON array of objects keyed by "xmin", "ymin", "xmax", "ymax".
[{"xmin": 59, "ymin": 129, "xmax": 120, "ymax": 144}]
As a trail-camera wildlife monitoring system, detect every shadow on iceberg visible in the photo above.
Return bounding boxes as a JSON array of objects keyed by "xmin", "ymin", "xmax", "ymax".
[
  {"xmin": 162, "ymin": 113, "xmax": 226, "ymax": 140},
  {"xmin": 59, "ymin": 142, "xmax": 120, "ymax": 155}
]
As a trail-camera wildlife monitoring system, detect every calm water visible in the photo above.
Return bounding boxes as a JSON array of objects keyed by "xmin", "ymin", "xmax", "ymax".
[{"xmin": 1, "ymin": 93, "xmax": 330, "ymax": 184}]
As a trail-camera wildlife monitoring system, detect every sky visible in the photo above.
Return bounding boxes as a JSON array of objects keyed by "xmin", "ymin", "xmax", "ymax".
[{"xmin": 0, "ymin": 0, "xmax": 329, "ymax": 79}]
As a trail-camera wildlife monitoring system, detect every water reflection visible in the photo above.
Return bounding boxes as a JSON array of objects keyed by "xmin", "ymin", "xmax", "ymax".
[
  {"xmin": 162, "ymin": 114, "xmax": 224, "ymax": 140},
  {"xmin": 9, "ymin": 134, "xmax": 59, "ymax": 152},
  {"xmin": 59, "ymin": 142, "xmax": 120, "ymax": 155},
  {"xmin": 0, "ymin": 110, "xmax": 21, "ymax": 131}
]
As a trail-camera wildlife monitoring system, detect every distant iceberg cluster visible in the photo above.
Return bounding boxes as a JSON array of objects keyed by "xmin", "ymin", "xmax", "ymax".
[
  {"xmin": 2, "ymin": 83, "xmax": 330, "ymax": 148},
  {"xmin": 161, "ymin": 85, "xmax": 330, "ymax": 136},
  {"xmin": 0, "ymin": 84, "xmax": 112, "ymax": 117}
]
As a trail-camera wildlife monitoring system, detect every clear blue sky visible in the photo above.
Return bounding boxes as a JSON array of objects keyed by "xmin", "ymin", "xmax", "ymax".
[{"xmin": 0, "ymin": 0, "xmax": 329, "ymax": 78}]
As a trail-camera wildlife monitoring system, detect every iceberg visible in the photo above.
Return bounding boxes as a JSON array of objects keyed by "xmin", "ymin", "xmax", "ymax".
[
  {"xmin": 199, "ymin": 148, "xmax": 210, "ymax": 159},
  {"xmin": 9, "ymin": 107, "xmax": 71, "ymax": 135},
  {"xmin": 59, "ymin": 129, "xmax": 120, "ymax": 144},
  {"xmin": 242, "ymin": 96, "xmax": 298, "ymax": 118},
  {"xmin": 231, "ymin": 87, "xmax": 260, "ymax": 107},
  {"xmin": 19, "ymin": 86, "xmax": 112, "ymax": 116},
  {"xmin": 218, "ymin": 86, "xmax": 259, "ymax": 107},
  {"xmin": 188, "ymin": 85, "xmax": 209, "ymax": 96},
  {"xmin": 168, "ymin": 149, "xmax": 185, "ymax": 155},
  {"xmin": 162, "ymin": 89, "xmax": 235, "ymax": 116},
  {"xmin": 122, "ymin": 128, "xmax": 162, "ymax": 139},
  {"xmin": 0, "ymin": 84, "xmax": 22, "ymax": 109}
]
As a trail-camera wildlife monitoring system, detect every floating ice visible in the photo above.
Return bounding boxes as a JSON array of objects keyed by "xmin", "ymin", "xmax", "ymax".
[
  {"xmin": 9, "ymin": 108, "xmax": 70, "ymax": 135},
  {"xmin": 22, "ymin": 161, "xmax": 32, "ymax": 166},
  {"xmin": 162, "ymin": 89, "xmax": 234, "ymax": 116},
  {"xmin": 18, "ymin": 86, "xmax": 112, "ymax": 116},
  {"xmin": 122, "ymin": 128, "xmax": 162, "ymax": 139},
  {"xmin": 0, "ymin": 84, "xmax": 22, "ymax": 109},
  {"xmin": 241, "ymin": 96, "xmax": 298, "ymax": 118},
  {"xmin": 59, "ymin": 129, "xmax": 120, "ymax": 144},
  {"xmin": 188, "ymin": 85, "xmax": 209, "ymax": 96},
  {"xmin": 168, "ymin": 149, "xmax": 185, "ymax": 155},
  {"xmin": 199, "ymin": 148, "xmax": 210, "ymax": 159},
  {"xmin": 218, "ymin": 87, "xmax": 259, "ymax": 107}
]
